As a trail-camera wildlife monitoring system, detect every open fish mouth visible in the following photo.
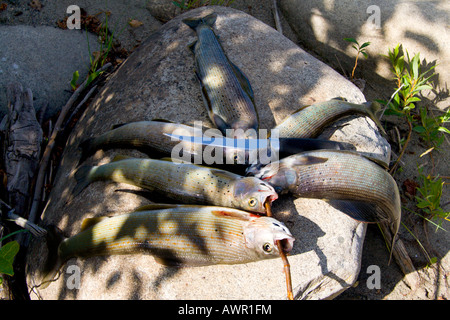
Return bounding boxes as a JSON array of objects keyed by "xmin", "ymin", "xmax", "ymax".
[{"xmin": 278, "ymin": 237, "xmax": 294, "ymax": 254}]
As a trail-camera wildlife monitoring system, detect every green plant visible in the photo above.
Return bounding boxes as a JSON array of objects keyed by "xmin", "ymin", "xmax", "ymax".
[
  {"xmin": 172, "ymin": 0, "xmax": 235, "ymax": 11},
  {"xmin": 382, "ymin": 44, "xmax": 436, "ymax": 174},
  {"xmin": 415, "ymin": 170, "xmax": 450, "ymax": 229},
  {"xmin": 86, "ymin": 13, "xmax": 114, "ymax": 86},
  {"xmin": 70, "ymin": 70, "xmax": 80, "ymax": 91},
  {"xmin": 413, "ymin": 107, "xmax": 450, "ymax": 150},
  {"xmin": 384, "ymin": 44, "xmax": 436, "ymax": 118},
  {"xmin": 0, "ymin": 230, "xmax": 27, "ymax": 277},
  {"xmin": 344, "ymin": 38, "xmax": 370, "ymax": 80}
]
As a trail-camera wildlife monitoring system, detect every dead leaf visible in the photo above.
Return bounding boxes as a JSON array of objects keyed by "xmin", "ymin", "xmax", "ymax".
[
  {"xmin": 29, "ymin": 0, "xmax": 42, "ymax": 11},
  {"xmin": 0, "ymin": 3, "xmax": 7, "ymax": 12},
  {"xmin": 128, "ymin": 19, "xmax": 143, "ymax": 28},
  {"xmin": 403, "ymin": 179, "xmax": 419, "ymax": 197}
]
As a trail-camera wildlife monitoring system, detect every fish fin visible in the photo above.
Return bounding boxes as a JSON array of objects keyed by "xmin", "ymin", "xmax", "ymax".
[
  {"xmin": 187, "ymin": 40, "xmax": 197, "ymax": 53},
  {"xmin": 364, "ymin": 101, "xmax": 387, "ymax": 135},
  {"xmin": 40, "ymin": 225, "xmax": 66, "ymax": 289},
  {"xmin": 151, "ymin": 118, "xmax": 174, "ymax": 123},
  {"xmin": 80, "ymin": 217, "xmax": 109, "ymax": 231},
  {"xmin": 72, "ymin": 166, "xmax": 96, "ymax": 197},
  {"xmin": 133, "ymin": 204, "xmax": 182, "ymax": 211},
  {"xmin": 210, "ymin": 169, "xmax": 238, "ymax": 180},
  {"xmin": 112, "ymin": 154, "xmax": 133, "ymax": 162},
  {"xmin": 182, "ymin": 13, "xmax": 217, "ymax": 29},
  {"xmin": 229, "ymin": 61, "xmax": 255, "ymax": 102},
  {"xmin": 154, "ymin": 256, "xmax": 184, "ymax": 267},
  {"xmin": 289, "ymin": 105, "xmax": 310, "ymax": 114},
  {"xmin": 331, "ymin": 97, "xmax": 348, "ymax": 101},
  {"xmin": 212, "ymin": 114, "xmax": 231, "ymax": 134},
  {"xmin": 360, "ymin": 153, "xmax": 390, "ymax": 170},
  {"xmin": 326, "ymin": 200, "xmax": 384, "ymax": 223},
  {"xmin": 287, "ymin": 155, "xmax": 329, "ymax": 167},
  {"xmin": 78, "ymin": 137, "xmax": 97, "ymax": 165},
  {"xmin": 211, "ymin": 208, "xmax": 255, "ymax": 221},
  {"xmin": 111, "ymin": 123, "xmax": 127, "ymax": 130}
]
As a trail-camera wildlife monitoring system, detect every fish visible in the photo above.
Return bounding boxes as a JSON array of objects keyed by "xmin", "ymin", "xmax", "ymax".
[
  {"xmin": 73, "ymin": 157, "xmax": 278, "ymax": 214},
  {"xmin": 273, "ymin": 98, "xmax": 386, "ymax": 138},
  {"xmin": 78, "ymin": 120, "xmax": 205, "ymax": 165},
  {"xmin": 183, "ymin": 13, "xmax": 259, "ymax": 138},
  {"xmin": 248, "ymin": 150, "xmax": 401, "ymax": 243},
  {"xmin": 41, "ymin": 204, "xmax": 295, "ymax": 288},
  {"xmin": 77, "ymin": 118, "xmax": 353, "ymax": 168}
]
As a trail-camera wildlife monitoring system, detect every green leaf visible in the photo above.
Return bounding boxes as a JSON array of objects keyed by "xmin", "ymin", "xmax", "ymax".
[
  {"xmin": 361, "ymin": 51, "xmax": 368, "ymax": 58},
  {"xmin": 0, "ymin": 241, "xmax": 20, "ymax": 276},
  {"xmin": 344, "ymin": 37, "xmax": 358, "ymax": 44},
  {"xmin": 438, "ymin": 127, "xmax": 450, "ymax": 134},
  {"xmin": 70, "ymin": 70, "xmax": 80, "ymax": 91},
  {"xmin": 413, "ymin": 126, "xmax": 426, "ymax": 133},
  {"xmin": 360, "ymin": 42, "xmax": 371, "ymax": 49}
]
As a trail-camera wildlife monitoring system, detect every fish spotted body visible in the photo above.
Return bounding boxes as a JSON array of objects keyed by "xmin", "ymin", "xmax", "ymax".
[
  {"xmin": 74, "ymin": 157, "xmax": 277, "ymax": 214},
  {"xmin": 183, "ymin": 13, "xmax": 258, "ymax": 138},
  {"xmin": 249, "ymin": 150, "xmax": 401, "ymax": 237}
]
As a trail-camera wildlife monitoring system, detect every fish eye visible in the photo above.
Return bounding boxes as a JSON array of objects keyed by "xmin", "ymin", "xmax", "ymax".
[
  {"xmin": 248, "ymin": 198, "xmax": 258, "ymax": 207},
  {"xmin": 262, "ymin": 242, "xmax": 273, "ymax": 253}
]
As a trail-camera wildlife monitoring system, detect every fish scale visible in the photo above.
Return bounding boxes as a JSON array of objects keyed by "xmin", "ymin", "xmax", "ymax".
[
  {"xmin": 184, "ymin": 13, "xmax": 258, "ymax": 136},
  {"xmin": 253, "ymin": 150, "xmax": 401, "ymax": 237},
  {"xmin": 51, "ymin": 205, "xmax": 294, "ymax": 272},
  {"xmin": 73, "ymin": 158, "xmax": 278, "ymax": 213},
  {"xmin": 273, "ymin": 99, "xmax": 386, "ymax": 138}
]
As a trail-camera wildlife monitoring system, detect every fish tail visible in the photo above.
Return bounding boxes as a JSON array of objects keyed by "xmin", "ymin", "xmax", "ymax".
[
  {"xmin": 78, "ymin": 137, "xmax": 97, "ymax": 165},
  {"xmin": 365, "ymin": 101, "xmax": 387, "ymax": 135},
  {"xmin": 72, "ymin": 165, "xmax": 97, "ymax": 197},
  {"xmin": 40, "ymin": 225, "xmax": 66, "ymax": 289},
  {"xmin": 182, "ymin": 13, "xmax": 217, "ymax": 29}
]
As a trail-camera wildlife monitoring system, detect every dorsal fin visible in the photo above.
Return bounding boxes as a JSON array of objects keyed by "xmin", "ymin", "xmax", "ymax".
[{"xmin": 80, "ymin": 217, "xmax": 109, "ymax": 231}]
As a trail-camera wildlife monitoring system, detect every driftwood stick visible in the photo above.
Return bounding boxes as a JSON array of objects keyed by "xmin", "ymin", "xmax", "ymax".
[
  {"xmin": 379, "ymin": 222, "xmax": 420, "ymax": 289},
  {"xmin": 28, "ymin": 63, "xmax": 112, "ymax": 225},
  {"xmin": 272, "ymin": 0, "xmax": 283, "ymax": 34}
]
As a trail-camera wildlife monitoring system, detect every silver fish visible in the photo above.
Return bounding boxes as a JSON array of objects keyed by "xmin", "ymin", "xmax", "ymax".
[
  {"xmin": 273, "ymin": 98, "xmax": 386, "ymax": 138},
  {"xmin": 249, "ymin": 150, "xmax": 401, "ymax": 239},
  {"xmin": 41, "ymin": 204, "xmax": 294, "ymax": 287},
  {"xmin": 73, "ymin": 157, "xmax": 278, "ymax": 214},
  {"xmin": 183, "ymin": 13, "xmax": 258, "ymax": 138}
]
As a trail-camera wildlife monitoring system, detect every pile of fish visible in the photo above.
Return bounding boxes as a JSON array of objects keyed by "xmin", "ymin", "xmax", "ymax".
[{"xmin": 42, "ymin": 13, "xmax": 401, "ymax": 300}]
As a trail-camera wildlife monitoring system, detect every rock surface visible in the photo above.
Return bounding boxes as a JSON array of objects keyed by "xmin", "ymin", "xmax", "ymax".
[
  {"xmin": 0, "ymin": 25, "xmax": 98, "ymax": 120},
  {"xmin": 279, "ymin": 0, "xmax": 449, "ymax": 110},
  {"xmin": 0, "ymin": 0, "xmax": 162, "ymax": 121},
  {"xmin": 26, "ymin": 6, "xmax": 390, "ymax": 300}
]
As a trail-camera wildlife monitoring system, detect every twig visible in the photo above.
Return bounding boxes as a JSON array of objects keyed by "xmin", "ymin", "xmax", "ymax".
[
  {"xmin": 389, "ymin": 117, "xmax": 412, "ymax": 175},
  {"xmin": 28, "ymin": 63, "xmax": 112, "ymax": 225},
  {"xmin": 378, "ymin": 222, "xmax": 420, "ymax": 289},
  {"xmin": 379, "ymin": 84, "xmax": 405, "ymax": 121},
  {"xmin": 63, "ymin": 85, "xmax": 98, "ymax": 128},
  {"xmin": 265, "ymin": 201, "xmax": 294, "ymax": 300},
  {"xmin": 272, "ymin": 0, "xmax": 283, "ymax": 34}
]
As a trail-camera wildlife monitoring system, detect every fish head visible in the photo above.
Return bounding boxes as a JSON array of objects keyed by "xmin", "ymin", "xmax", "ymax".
[
  {"xmin": 244, "ymin": 217, "xmax": 295, "ymax": 259},
  {"xmin": 232, "ymin": 177, "xmax": 278, "ymax": 214},
  {"xmin": 247, "ymin": 162, "xmax": 296, "ymax": 195}
]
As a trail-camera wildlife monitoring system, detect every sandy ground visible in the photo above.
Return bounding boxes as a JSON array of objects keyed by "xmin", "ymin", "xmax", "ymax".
[{"xmin": 0, "ymin": 0, "xmax": 448, "ymax": 300}]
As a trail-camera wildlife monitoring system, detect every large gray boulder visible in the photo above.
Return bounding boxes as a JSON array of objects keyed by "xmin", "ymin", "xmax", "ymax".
[
  {"xmin": 26, "ymin": 6, "xmax": 389, "ymax": 300},
  {"xmin": 279, "ymin": 0, "xmax": 449, "ymax": 110}
]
